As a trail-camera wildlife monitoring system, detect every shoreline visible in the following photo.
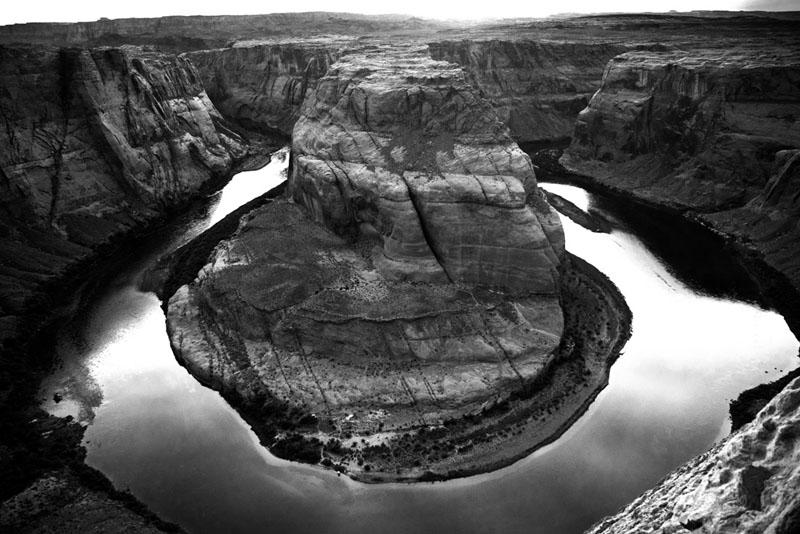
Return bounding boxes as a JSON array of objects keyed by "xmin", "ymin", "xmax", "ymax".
[
  {"xmin": 0, "ymin": 139, "xmax": 281, "ymax": 530},
  {"xmin": 162, "ymin": 237, "xmax": 632, "ymax": 483}
]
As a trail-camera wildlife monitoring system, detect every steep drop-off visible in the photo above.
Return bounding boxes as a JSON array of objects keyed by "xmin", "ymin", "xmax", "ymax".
[
  {"xmin": 0, "ymin": 44, "xmax": 246, "ymax": 350},
  {"xmin": 562, "ymin": 48, "xmax": 800, "ymax": 290},
  {"xmin": 185, "ymin": 42, "xmax": 337, "ymax": 137},
  {"xmin": 164, "ymin": 45, "xmax": 633, "ymax": 481},
  {"xmin": 428, "ymin": 40, "xmax": 628, "ymax": 144},
  {"xmin": 588, "ymin": 376, "xmax": 800, "ymax": 534}
]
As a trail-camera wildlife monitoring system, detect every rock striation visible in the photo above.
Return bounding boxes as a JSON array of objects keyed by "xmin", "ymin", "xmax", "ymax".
[
  {"xmin": 185, "ymin": 42, "xmax": 337, "ymax": 137},
  {"xmin": 291, "ymin": 45, "xmax": 564, "ymax": 293},
  {"xmin": 561, "ymin": 48, "xmax": 800, "ymax": 291},
  {"xmin": 428, "ymin": 40, "xmax": 629, "ymax": 144},
  {"xmin": 588, "ymin": 376, "xmax": 800, "ymax": 534},
  {"xmin": 166, "ymin": 45, "xmax": 573, "ymax": 479},
  {"xmin": 562, "ymin": 48, "xmax": 800, "ymax": 212},
  {"xmin": 0, "ymin": 44, "xmax": 246, "ymax": 348},
  {"xmin": 0, "ymin": 13, "xmax": 443, "ymax": 52}
]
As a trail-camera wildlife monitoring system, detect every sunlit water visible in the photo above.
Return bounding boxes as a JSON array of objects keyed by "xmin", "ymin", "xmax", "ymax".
[{"xmin": 39, "ymin": 169, "xmax": 798, "ymax": 534}]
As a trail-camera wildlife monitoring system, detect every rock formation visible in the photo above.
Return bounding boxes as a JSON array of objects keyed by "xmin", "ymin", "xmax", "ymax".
[
  {"xmin": 166, "ymin": 45, "xmax": 575, "ymax": 478},
  {"xmin": 428, "ymin": 40, "xmax": 628, "ymax": 144},
  {"xmin": 0, "ymin": 44, "xmax": 246, "ymax": 348},
  {"xmin": 0, "ymin": 13, "xmax": 443, "ymax": 52},
  {"xmin": 562, "ymin": 48, "xmax": 800, "ymax": 210},
  {"xmin": 588, "ymin": 376, "xmax": 800, "ymax": 534},
  {"xmin": 185, "ymin": 42, "xmax": 337, "ymax": 136}
]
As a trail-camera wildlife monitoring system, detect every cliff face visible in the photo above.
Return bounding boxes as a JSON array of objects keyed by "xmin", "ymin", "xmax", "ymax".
[
  {"xmin": 0, "ymin": 44, "xmax": 246, "ymax": 347},
  {"xmin": 562, "ymin": 49, "xmax": 800, "ymax": 211},
  {"xmin": 588, "ymin": 376, "xmax": 800, "ymax": 534},
  {"xmin": 291, "ymin": 45, "xmax": 564, "ymax": 293},
  {"xmin": 185, "ymin": 43, "xmax": 337, "ymax": 137},
  {"xmin": 561, "ymin": 48, "xmax": 800, "ymax": 292},
  {"xmin": 427, "ymin": 40, "xmax": 628, "ymax": 144},
  {"xmin": 166, "ymin": 45, "xmax": 569, "ymax": 479},
  {"xmin": 0, "ymin": 13, "xmax": 442, "ymax": 52}
]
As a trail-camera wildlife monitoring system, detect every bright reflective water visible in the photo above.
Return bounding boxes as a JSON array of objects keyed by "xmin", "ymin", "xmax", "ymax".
[{"xmin": 39, "ymin": 169, "xmax": 798, "ymax": 534}]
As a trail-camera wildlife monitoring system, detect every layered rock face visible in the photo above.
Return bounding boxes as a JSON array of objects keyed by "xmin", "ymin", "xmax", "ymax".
[
  {"xmin": 562, "ymin": 49, "xmax": 800, "ymax": 211},
  {"xmin": 185, "ymin": 43, "xmax": 336, "ymax": 136},
  {"xmin": 561, "ymin": 48, "xmax": 800, "ymax": 290},
  {"xmin": 0, "ymin": 13, "xmax": 442, "ymax": 51},
  {"xmin": 588, "ymin": 376, "xmax": 800, "ymax": 534},
  {"xmin": 291, "ymin": 46, "xmax": 564, "ymax": 293},
  {"xmin": 0, "ymin": 44, "xmax": 245, "ymax": 346},
  {"xmin": 167, "ymin": 46, "xmax": 565, "ymax": 441},
  {"xmin": 428, "ymin": 40, "xmax": 628, "ymax": 144}
]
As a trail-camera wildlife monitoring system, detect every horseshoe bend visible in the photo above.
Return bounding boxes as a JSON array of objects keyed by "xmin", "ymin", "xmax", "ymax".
[
  {"xmin": 164, "ymin": 46, "xmax": 631, "ymax": 481},
  {"xmin": 0, "ymin": 10, "xmax": 799, "ymax": 534}
]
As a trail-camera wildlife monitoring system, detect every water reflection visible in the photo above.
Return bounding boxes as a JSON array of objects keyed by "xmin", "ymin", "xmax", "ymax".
[{"xmin": 39, "ymin": 174, "xmax": 798, "ymax": 534}]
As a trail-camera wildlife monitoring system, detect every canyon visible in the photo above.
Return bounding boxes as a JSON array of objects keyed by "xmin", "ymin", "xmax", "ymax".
[{"xmin": 0, "ymin": 10, "xmax": 798, "ymax": 534}]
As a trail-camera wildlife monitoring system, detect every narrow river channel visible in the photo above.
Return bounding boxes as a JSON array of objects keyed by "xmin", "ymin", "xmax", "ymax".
[{"xmin": 39, "ymin": 151, "xmax": 799, "ymax": 534}]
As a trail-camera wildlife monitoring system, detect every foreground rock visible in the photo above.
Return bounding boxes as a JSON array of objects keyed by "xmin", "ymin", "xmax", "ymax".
[
  {"xmin": 588, "ymin": 376, "xmax": 800, "ymax": 534},
  {"xmin": 0, "ymin": 44, "xmax": 246, "ymax": 350},
  {"xmin": 165, "ymin": 46, "xmax": 631, "ymax": 480}
]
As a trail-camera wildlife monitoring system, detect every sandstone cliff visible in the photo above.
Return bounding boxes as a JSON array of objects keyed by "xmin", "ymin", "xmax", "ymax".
[
  {"xmin": 561, "ymin": 48, "xmax": 800, "ymax": 290},
  {"xmin": 0, "ymin": 44, "xmax": 246, "ymax": 348},
  {"xmin": 185, "ymin": 43, "xmax": 337, "ymax": 137},
  {"xmin": 0, "ymin": 13, "xmax": 442, "ymax": 52},
  {"xmin": 291, "ymin": 45, "xmax": 564, "ymax": 292},
  {"xmin": 562, "ymin": 48, "xmax": 800, "ymax": 211},
  {"xmin": 428, "ymin": 40, "xmax": 628, "ymax": 144},
  {"xmin": 588, "ymin": 376, "xmax": 800, "ymax": 534},
  {"xmin": 165, "ymin": 45, "xmax": 574, "ymax": 479}
]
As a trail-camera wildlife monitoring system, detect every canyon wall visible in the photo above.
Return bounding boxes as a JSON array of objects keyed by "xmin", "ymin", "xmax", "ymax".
[
  {"xmin": 291, "ymin": 45, "xmax": 564, "ymax": 292},
  {"xmin": 427, "ymin": 40, "xmax": 629, "ymax": 144},
  {"xmin": 0, "ymin": 13, "xmax": 440, "ymax": 51},
  {"xmin": 0, "ymin": 44, "xmax": 246, "ymax": 348},
  {"xmin": 165, "ymin": 46, "xmax": 567, "ymax": 474},
  {"xmin": 562, "ymin": 48, "xmax": 800, "ymax": 288},
  {"xmin": 185, "ymin": 43, "xmax": 337, "ymax": 137}
]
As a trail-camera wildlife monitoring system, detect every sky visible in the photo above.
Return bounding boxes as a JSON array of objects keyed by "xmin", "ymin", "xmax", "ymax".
[{"xmin": 2, "ymin": 0, "xmax": 798, "ymax": 25}]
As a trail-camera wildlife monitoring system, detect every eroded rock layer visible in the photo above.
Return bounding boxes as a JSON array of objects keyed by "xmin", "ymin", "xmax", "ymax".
[
  {"xmin": 166, "ymin": 46, "xmax": 573, "ymax": 478},
  {"xmin": 0, "ymin": 45, "xmax": 245, "ymax": 346},
  {"xmin": 561, "ymin": 47, "xmax": 800, "ymax": 291},
  {"xmin": 428, "ymin": 40, "xmax": 629, "ymax": 144},
  {"xmin": 291, "ymin": 46, "xmax": 564, "ymax": 293},
  {"xmin": 588, "ymin": 376, "xmax": 800, "ymax": 534},
  {"xmin": 185, "ymin": 43, "xmax": 337, "ymax": 136}
]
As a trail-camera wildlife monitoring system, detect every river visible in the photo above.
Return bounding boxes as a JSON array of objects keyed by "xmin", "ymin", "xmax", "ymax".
[{"xmin": 39, "ymin": 151, "xmax": 799, "ymax": 534}]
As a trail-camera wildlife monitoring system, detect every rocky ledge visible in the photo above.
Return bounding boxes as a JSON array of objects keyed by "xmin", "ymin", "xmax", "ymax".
[
  {"xmin": 165, "ymin": 46, "xmax": 630, "ymax": 480},
  {"xmin": 561, "ymin": 46, "xmax": 800, "ymax": 292},
  {"xmin": 0, "ymin": 44, "xmax": 249, "ymax": 352},
  {"xmin": 589, "ymin": 376, "xmax": 800, "ymax": 534}
]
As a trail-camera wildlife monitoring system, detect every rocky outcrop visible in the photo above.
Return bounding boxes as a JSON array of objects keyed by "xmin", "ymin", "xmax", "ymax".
[
  {"xmin": 0, "ymin": 44, "xmax": 246, "ymax": 348},
  {"xmin": 562, "ymin": 48, "xmax": 800, "ymax": 212},
  {"xmin": 165, "ymin": 45, "xmax": 575, "ymax": 480},
  {"xmin": 185, "ymin": 43, "xmax": 336, "ymax": 136},
  {"xmin": 428, "ymin": 40, "xmax": 629, "ymax": 144},
  {"xmin": 291, "ymin": 45, "xmax": 564, "ymax": 293},
  {"xmin": 561, "ymin": 48, "xmax": 800, "ymax": 291},
  {"xmin": 588, "ymin": 376, "xmax": 800, "ymax": 534}
]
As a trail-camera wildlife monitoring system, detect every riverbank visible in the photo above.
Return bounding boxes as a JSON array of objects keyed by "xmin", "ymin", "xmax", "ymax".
[
  {"xmin": 351, "ymin": 253, "xmax": 632, "ymax": 483},
  {"xmin": 0, "ymin": 139, "xmax": 282, "ymax": 531},
  {"xmin": 158, "ymin": 207, "xmax": 631, "ymax": 483}
]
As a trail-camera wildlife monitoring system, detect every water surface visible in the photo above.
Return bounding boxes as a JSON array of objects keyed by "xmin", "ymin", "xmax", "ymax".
[{"xmin": 40, "ymin": 170, "xmax": 798, "ymax": 534}]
